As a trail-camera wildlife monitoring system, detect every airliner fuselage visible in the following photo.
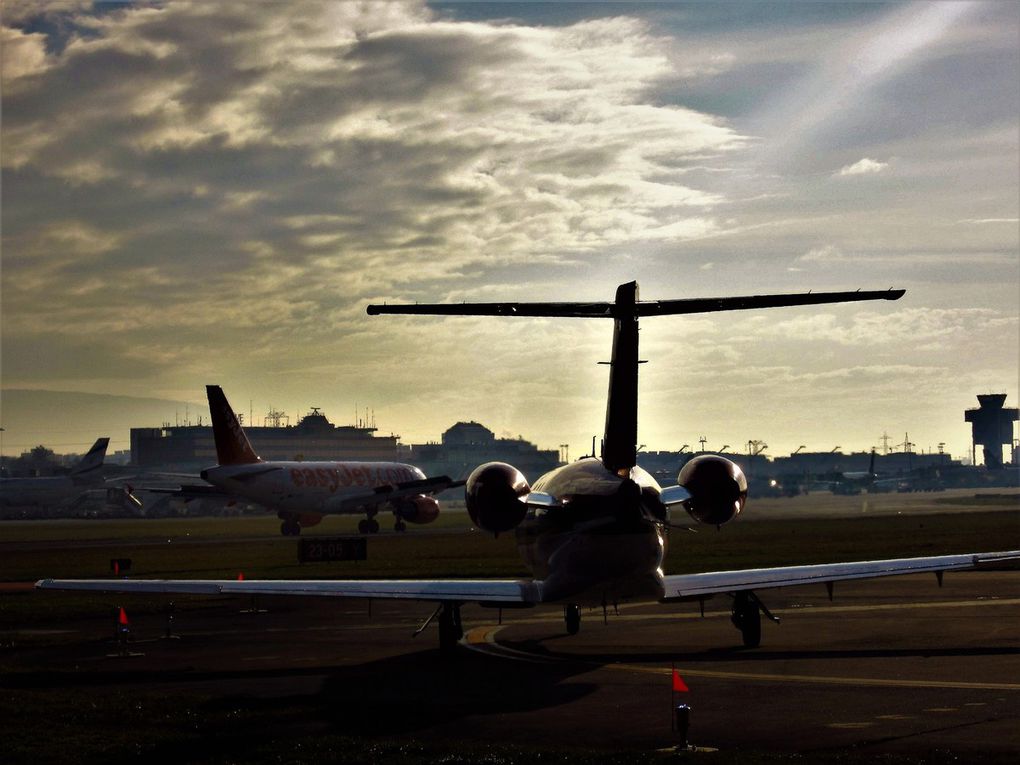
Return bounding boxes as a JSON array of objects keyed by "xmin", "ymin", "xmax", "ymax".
[{"xmin": 202, "ymin": 461, "xmax": 427, "ymax": 514}]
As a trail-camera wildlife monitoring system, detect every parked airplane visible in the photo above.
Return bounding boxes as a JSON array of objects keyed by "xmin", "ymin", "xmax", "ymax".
[
  {"xmin": 38, "ymin": 284, "xmax": 1019, "ymax": 653},
  {"xmin": 1, "ymin": 438, "xmax": 140, "ymax": 515},
  {"xmin": 159, "ymin": 385, "xmax": 463, "ymax": 535},
  {"xmin": 827, "ymin": 450, "xmax": 877, "ymax": 494}
]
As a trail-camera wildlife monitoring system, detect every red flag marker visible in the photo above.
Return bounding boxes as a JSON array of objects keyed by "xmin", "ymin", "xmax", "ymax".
[
  {"xmin": 118, "ymin": 607, "xmax": 130, "ymax": 626},
  {"xmin": 672, "ymin": 669, "xmax": 689, "ymax": 692}
]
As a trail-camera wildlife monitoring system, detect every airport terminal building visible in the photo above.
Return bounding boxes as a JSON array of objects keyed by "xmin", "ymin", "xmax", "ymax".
[
  {"xmin": 408, "ymin": 421, "xmax": 561, "ymax": 482},
  {"xmin": 131, "ymin": 409, "xmax": 399, "ymax": 469},
  {"xmin": 130, "ymin": 412, "xmax": 560, "ymax": 480}
]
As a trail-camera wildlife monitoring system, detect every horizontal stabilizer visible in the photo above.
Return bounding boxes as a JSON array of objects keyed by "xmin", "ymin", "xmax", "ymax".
[{"xmin": 367, "ymin": 289, "xmax": 904, "ymax": 319}]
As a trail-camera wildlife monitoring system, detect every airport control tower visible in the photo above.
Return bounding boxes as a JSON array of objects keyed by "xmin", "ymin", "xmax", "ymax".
[{"xmin": 964, "ymin": 394, "xmax": 1018, "ymax": 469}]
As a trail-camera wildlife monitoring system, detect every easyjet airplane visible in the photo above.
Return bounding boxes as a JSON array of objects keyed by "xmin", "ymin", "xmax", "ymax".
[
  {"xmin": 161, "ymin": 385, "xmax": 462, "ymax": 535},
  {"xmin": 38, "ymin": 284, "xmax": 1018, "ymax": 653}
]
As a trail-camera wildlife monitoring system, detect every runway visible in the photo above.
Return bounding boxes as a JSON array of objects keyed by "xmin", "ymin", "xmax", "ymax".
[{"xmin": 4, "ymin": 570, "xmax": 1018, "ymax": 763}]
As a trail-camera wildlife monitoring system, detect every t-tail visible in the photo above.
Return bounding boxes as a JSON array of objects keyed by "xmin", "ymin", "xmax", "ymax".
[
  {"xmin": 70, "ymin": 438, "xmax": 109, "ymax": 480},
  {"xmin": 603, "ymin": 282, "xmax": 640, "ymax": 475},
  {"xmin": 368, "ymin": 283, "xmax": 905, "ymax": 475},
  {"xmin": 206, "ymin": 385, "xmax": 260, "ymax": 465}
]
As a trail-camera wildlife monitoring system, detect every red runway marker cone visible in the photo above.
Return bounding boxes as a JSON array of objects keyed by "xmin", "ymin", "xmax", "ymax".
[
  {"xmin": 118, "ymin": 607, "xmax": 130, "ymax": 626},
  {"xmin": 237, "ymin": 572, "xmax": 244, "ymax": 581}
]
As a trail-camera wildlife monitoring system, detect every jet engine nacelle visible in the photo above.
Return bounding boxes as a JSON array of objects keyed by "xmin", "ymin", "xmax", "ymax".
[
  {"xmin": 678, "ymin": 454, "xmax": 747, "ymax": 525},
  {"xmin": 395, "ymin": 495, "xmax": 440, "ymax": 524},
  {"xmin": 465, "ymin": 461, "xmax": 530, "ymax": 534}
]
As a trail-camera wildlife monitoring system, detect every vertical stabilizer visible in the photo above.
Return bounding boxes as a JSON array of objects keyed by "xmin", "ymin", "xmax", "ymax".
[
  {"xmin": 70, "ymin": 438, "xmax": 109, "ymax": 479},
  {"xmin": 206, "ymin": 385, "xmax": 260, "ymax": 465},
  {"xmin": 602, "ymin": 282, "xmax": 640, "ymax": 474}
]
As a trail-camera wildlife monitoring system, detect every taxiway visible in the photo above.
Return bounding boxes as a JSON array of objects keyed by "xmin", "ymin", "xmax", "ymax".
[{"xmin": 4, "ymin": 570, "xmax": 1017, "ymax": 762}]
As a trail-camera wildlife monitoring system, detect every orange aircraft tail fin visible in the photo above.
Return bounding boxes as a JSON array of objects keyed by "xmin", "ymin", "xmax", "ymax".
[{"xmin": 206, "ymin": 385, "xmax": 260, "ymax": 465}]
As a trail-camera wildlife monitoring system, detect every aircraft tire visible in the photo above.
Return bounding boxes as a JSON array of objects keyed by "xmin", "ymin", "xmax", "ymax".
[
  {"xmin": 357, "ymin": 519, "xmax": 369, "ymax": 534},
  {"xmin": 368, "ymin": 519, "xmax": 380, "ymax": 534},
  {"xmin": 564, "ymin": 604, "xmax": 581, "ymax": 635},
  {"xmin": 731, "ymin": 592, "xmax": 761, "ymax": 648},
  {"xmin": 438, "ymin": 603, "xmax": 462, "ymax": 655},
  {"xmin": 394, "ymin": 520, "xmax": 407, "ymax": 532}
]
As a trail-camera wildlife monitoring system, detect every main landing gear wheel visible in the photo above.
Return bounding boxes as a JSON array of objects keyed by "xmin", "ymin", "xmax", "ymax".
[
  {"xmin": 357, "ymin": 519, "xmax": 381, "ymax": 534},
  {"xmin": 394, "ymin": 520, "xmax": 407, "ymax": 533},
  {"xmin": 438, "ymin": 603, "xmax": 463, "ymax": 655},
  {"xmin": 564, "ymin": 604, "xmax": 581, "ymax": 635},
  {"xmin": 280, "ymin": 520, "xmax": 301, "ymax": 536},
  {"xmin": 731, "ymin": 591, "xmax": 762, "ymax": 648}
]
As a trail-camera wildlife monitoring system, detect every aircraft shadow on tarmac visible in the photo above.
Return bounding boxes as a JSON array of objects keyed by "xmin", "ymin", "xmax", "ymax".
[
  {"xmin": 310, "ymin": 649, "xmax": 597, "ymax": 736},
  {"xmin": 4, "ymin": 646, "xmax": 599, "ymax": 739},
  {"xmin": 510, "ymin": 637, "xmax": 1020, "ymax": 666}
]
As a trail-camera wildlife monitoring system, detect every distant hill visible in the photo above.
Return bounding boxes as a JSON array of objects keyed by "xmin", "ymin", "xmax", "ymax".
[{"xmin": 0, "ymin": 389, "xmax": 199, "ymax": 455}]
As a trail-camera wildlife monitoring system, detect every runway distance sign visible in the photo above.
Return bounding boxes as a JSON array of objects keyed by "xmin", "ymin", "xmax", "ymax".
[{"xmin": 298, "ymin": 537, "xmax": 367, "ymax": 564}]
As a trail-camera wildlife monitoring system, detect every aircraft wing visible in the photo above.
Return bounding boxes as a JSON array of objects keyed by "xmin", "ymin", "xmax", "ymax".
[
  {"xmin": 147, "ymin": 484, "xmax": 230, "ymax": 498},
  {"xmin": 321, "ymin": 476, "xmax": 465, "ymax": 514},
  {"xmin": 661, "ymin": 550, "xmax": 1020, "ymax": 600},
  {"xmin": 36, "ymin": 577, "xmax": 541, "ymax": 604},
  {"xmin": 38, "ymin": 550, "xmax": 1017, "ymax": 605}
]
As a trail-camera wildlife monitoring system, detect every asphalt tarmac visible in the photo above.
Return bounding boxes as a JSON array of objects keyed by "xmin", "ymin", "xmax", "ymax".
[{"xmin": 4, "ymin": 570, "xmax": 1018, "ymax": 763}]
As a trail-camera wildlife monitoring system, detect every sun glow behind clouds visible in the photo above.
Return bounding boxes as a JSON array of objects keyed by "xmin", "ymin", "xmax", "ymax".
[
  {"xmin": 0, "ymin": 1, "xmax": 1016, "ymax": 459},
  {"xmin": 755, "ymin": 1, "xmax": 981, "ymax": 165}
]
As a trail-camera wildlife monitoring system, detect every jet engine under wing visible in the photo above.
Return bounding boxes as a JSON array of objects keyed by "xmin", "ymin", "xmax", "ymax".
[
  {"xmin": 661, "ymin": 550, "xmax": 1020, "ymax": 600},
  {"xmin": 322, "ymin": 476, "xmax": 465, "ymax": 514},
  {"xmin": 36, "ymin": 577, "xmax": 541, "ymax": 604}
]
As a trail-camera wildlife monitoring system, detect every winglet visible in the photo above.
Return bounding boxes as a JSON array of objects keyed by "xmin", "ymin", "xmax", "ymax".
[{"xmin": 206, "ymin": 385, "xmax": 260, "ymax": 465}]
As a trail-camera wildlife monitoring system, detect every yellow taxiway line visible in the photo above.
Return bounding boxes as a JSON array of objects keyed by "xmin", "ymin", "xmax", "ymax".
[{"xmin": 464, "ymin": 595, "xmax": 1020, "ymax": 691}]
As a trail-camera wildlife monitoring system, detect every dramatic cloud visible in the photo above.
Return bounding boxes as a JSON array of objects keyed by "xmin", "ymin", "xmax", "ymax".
[{"xmin": 1, "ymin": 1, "xmax": 1016, "ymax": 460}]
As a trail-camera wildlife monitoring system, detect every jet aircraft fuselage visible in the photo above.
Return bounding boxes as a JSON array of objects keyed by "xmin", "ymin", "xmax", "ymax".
[
  {"xmin": 202, "ymin": 461, "xmax": 427, "ymax": 515},
  {"xmin": 189, "ymin": 385, "xmax": 457, "ymax": 535},
  {"xmin": 0, "ymin": 438, "xmax": 112, "ymax": 509},
  {"xmin": 518, "ymin": 458, "xmax": 667, "ymax": 606}
]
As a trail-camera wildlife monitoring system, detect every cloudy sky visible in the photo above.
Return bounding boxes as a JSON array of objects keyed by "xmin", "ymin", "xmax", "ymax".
[{"xmin": 2, "ymin": 1, "xmax": 1017, "ymax": 465}]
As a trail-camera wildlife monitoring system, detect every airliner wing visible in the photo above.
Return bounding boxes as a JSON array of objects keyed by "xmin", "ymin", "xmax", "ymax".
[
  {"xmin": 322, "ymin": 476, "xmax": 465, "ymax": 514},
  {"xmin": 148, "ymin": 484, "xmax": 230, "ymax": 498},
  {"xmin": 36, "ymin": 577, "xmax": 540, "ymax": 604},
  {"xmin": 38, "ymin": 551, "xmax": 1017, "ymax": 606},
  {"xmin": 661, "ymin": 550, "xmax": 1020, "ymax": 600}
]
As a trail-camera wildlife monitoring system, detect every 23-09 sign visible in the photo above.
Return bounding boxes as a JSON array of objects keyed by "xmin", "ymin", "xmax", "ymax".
[{"xmin": 298, "ymin": 537, "xmax": 367, "ymax": 563}]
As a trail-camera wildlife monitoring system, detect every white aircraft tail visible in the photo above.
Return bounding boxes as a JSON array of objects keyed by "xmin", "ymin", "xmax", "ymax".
[
  {"xmin": 206, "ymin": 385, "xmax": 260, "ymax": 465},
  {"xmin": 70, "ymin": 438, "xmax": 109, "ymax": 480}
]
